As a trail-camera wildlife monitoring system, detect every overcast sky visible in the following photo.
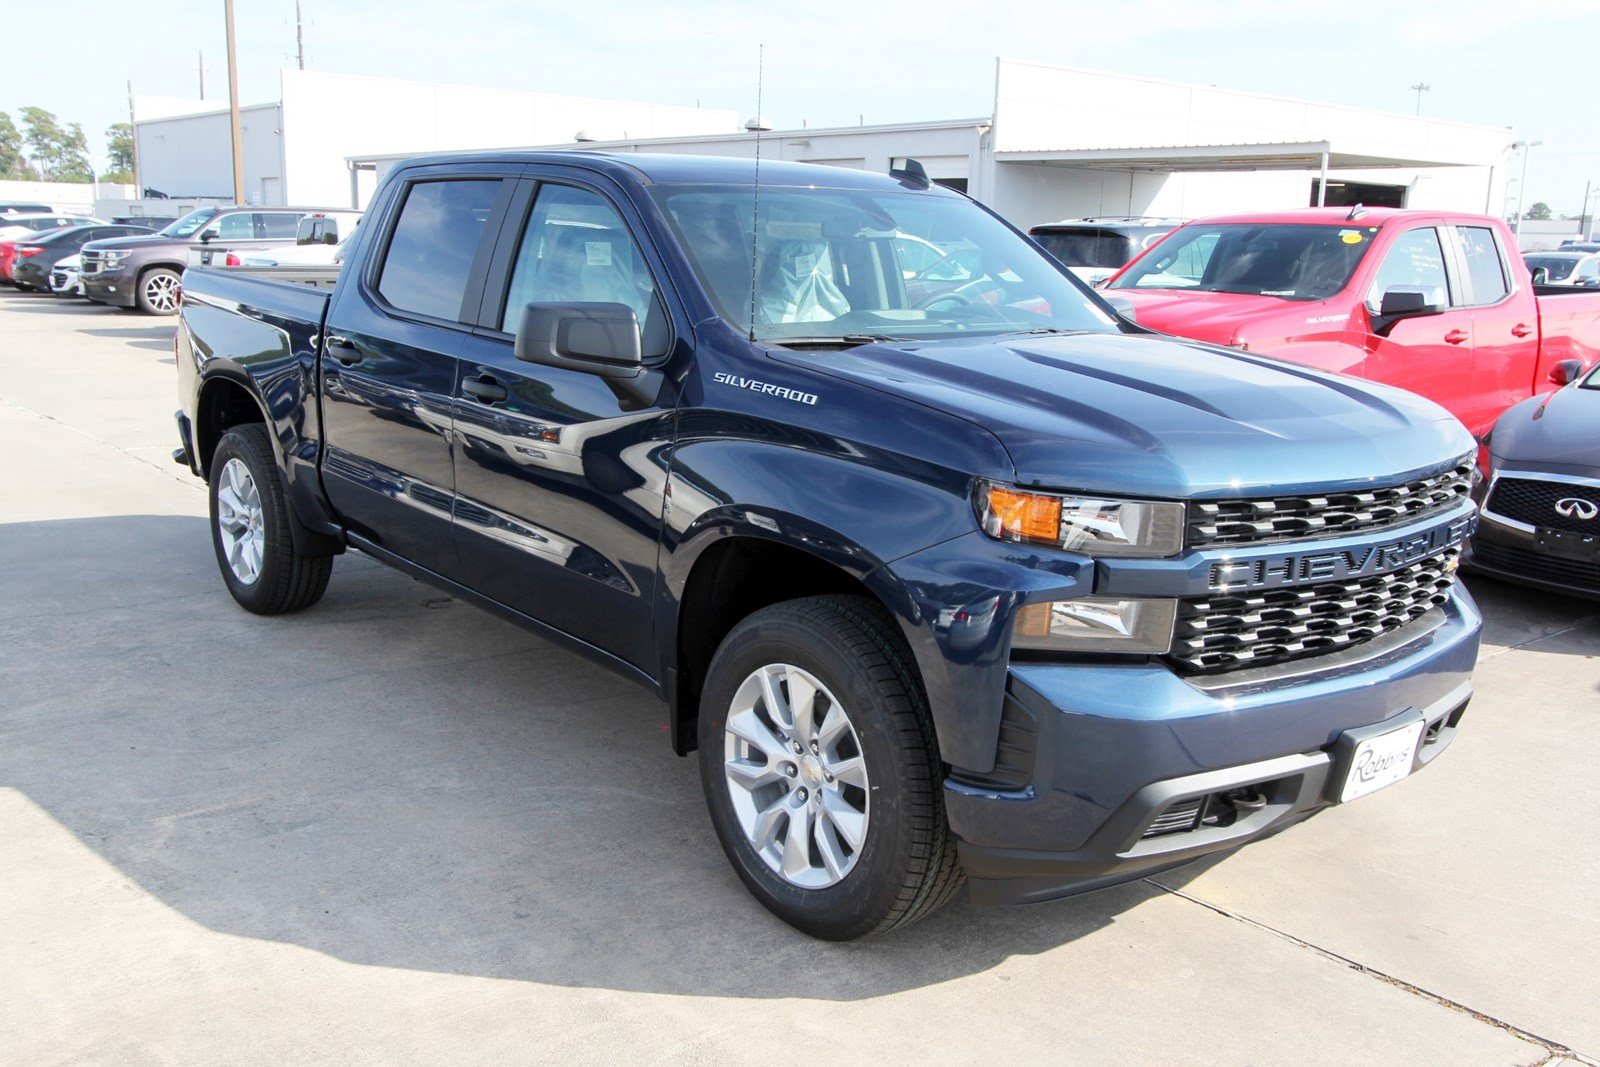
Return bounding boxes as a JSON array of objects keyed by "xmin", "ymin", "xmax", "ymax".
[{"xmin": 14, "ymin": 0, "xmax": 1600, "ymax": 214}]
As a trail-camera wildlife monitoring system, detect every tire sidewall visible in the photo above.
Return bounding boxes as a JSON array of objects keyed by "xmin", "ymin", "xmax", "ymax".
[
  {"xmin": 698, "ymin": 607, "xmax": 927, "ymax": 939},
  {"xmin": 207, "ymin": 429, "xmax": 281, "ymax": 612}
]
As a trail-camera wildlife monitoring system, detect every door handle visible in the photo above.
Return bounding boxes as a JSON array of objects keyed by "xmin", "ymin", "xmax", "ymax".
[
  {"xmin": 462, "ymin": 375, "xmax": 509, "ymax": 403},
  {"xmin": 1444, "ymin": 329, "xmax": 1469, "ymax": 345},
  {"xmin": 1511, "ymin": 323, "xmax": 1534, "ymax": 338},
  {"xmin": 326, "ymin": 334, "xmax": 363, "ymax": 365}
]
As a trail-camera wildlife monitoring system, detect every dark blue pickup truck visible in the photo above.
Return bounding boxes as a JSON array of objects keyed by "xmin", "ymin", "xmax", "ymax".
[{"xmin": 174, "ymin": 152, "xmax": 1482, "ymax": 940}]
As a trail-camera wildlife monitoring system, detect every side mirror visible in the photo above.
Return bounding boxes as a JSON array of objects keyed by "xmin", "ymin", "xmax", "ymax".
[
  {"xmin": 197, "ymin": 228, "xmax": 217, "ymax": 243},
  {"xmin": 1372, "ymin": 285, "xmax": 1445, "ymax": 337},
  {"xmin": 1530, "ymin": 267, "xmax": 1549, "ymax": 285},
  {"xmin": 1550, "ymin": 359, "xmax": 1584, "ymax": 386},
  {"xmin": 1102, "ymin": 293, "xmax": 1138, "ymax": 323},
  {"xmin": 514, "ymin": 301, "xmax": 643, "ymax": 377}
]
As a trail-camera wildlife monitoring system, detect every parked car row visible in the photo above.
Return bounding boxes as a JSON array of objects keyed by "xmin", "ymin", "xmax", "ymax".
[{"xmin": 10, "ymin": 205, "xmax": 360, "ymax": 313}]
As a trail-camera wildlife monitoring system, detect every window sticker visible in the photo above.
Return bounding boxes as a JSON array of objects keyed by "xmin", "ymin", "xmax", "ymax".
[
  {"xmin": 1338, "ymin": 229, "xmax": 1364, "ymax": 245},
  {"xmin": 766, "ymin": 220, "xmax": 823, "ymax": 239},
  {"xmin": 585, "ymin": 241, "xmax": 613, "ymax": 267}
]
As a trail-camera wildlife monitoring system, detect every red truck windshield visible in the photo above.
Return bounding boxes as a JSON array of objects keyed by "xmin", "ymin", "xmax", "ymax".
[{"xmin": 1111, "ymin": 223, "xmax": 1377, "ymax": 301}]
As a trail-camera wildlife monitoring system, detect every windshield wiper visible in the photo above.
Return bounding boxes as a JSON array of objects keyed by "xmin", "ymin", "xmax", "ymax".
[{"xmin": 772, "ymin": 334, "xmax": 913, "ymax": 349}]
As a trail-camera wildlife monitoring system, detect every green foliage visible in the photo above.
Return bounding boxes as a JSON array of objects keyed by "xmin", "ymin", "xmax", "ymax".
[
  {"xmin": 105, "ymin": 122, "xmax": 134, "ymax": 173},
  {"xmin": 1525, "ymin": 201, "xmax": 1553, "ymax": 221},
  {"xmin": 17, "ymin": 106, "xmax": 93, "ymax": 182},
  {"xmin": 0, "ymin": 110, "xmax": 35, "ymax": 179}
]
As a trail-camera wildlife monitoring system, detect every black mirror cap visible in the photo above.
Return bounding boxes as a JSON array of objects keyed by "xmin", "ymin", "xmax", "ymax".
[
  {"xmin": 1530, "ymin": 267, "xmax": 1549, "ymax": 285},
  {"xmin": 1551, "ymin": 358, "xmax": 1585, "ymax": 386},
  {"xmin": 1378, "ymin": 285, "xmax": 1445, "ymax": 318},
  {"xmin": 515, "ymin": 301, "xmax": 644, "ymax": 377}
]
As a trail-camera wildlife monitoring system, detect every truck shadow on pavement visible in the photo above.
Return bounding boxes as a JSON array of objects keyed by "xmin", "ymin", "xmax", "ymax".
[
  {"xmin": 76, "ymin": 326, "xmax": 177, "ymax": 353},
  {"xmin": 3, "ymin": 514, "xmax": 1597, "ymax": 999}
]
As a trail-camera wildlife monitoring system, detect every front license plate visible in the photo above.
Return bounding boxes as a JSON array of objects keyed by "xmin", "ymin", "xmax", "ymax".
[
  {"xmin": 1535, "ymin": 527, "xmax": 1600, "ymax": 563},
  {"xmin": 1340, "ymin": 720, "xmax": 1425, "ymax": 803}
]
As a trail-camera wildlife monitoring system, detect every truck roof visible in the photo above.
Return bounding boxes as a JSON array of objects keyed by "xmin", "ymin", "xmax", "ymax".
[
  {"xmin": 1181, "ymin": 206, "xmax": 1503, "ymax": 228},
  {"xmin": 393, "ymin": 150, "xmax": 960, "ymax": 193}
]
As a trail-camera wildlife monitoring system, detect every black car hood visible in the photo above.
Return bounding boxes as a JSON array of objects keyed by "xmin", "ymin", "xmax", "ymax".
[
  {"xmin": 1491, "ymin": 385, "xmax": 1600, "ymax": 474},
  {"xmin": 780, "ymin": 330, "xmax": 1474, "ymax": 498},
  {"xmin": 81, "ymin": 233, "xmax": 187, "ymax": 251}
]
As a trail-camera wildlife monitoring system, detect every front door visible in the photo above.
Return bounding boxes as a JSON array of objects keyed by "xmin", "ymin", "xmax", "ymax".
[
  {"xmin": 450, "ymin": 173, "xmax": 683, "ymax": 669},
  {"xmin": 1362, "ymin": 223, "xmax": 1478, "ymax": 426},
  {"xmin": 320, "ymin": 169, "xmax": 515, "ymax": 574},
  {"xmin": 1451, "ymin": 224, "xmax": 1541, "ymax": 437}
]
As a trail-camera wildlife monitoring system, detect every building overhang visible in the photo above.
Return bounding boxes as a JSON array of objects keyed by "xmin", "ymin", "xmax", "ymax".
[{"xmin": 995, "ymin": 141, "xmax": 1488, "ymax": 172}]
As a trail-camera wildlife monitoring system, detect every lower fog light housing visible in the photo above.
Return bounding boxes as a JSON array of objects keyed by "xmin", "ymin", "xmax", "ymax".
[{"xmin": 1012, "ymin": 597, "xmax": 1178, "ymax": 655}]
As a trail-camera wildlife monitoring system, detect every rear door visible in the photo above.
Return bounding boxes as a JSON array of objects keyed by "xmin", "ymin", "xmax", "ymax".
[
  {"xmin": 1361, "ymin": 223, "xmax": 1478, "ymax": 425},
  {"xmin": 448, "ymin": 170, "xmax": 684, "ymax": 668},
  {"xmin": 319, "ymin": 166, "xmax": 518, "ymax": 575},
  {"xmin": 1448, "ymin": 223, "xmax": 1540, "ymax": 434}
]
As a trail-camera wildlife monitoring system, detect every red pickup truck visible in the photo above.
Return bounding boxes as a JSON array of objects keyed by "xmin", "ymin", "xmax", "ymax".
[{"xmin": 1105, "ymin": 208, "xmax": 1600, "ymax": 439}]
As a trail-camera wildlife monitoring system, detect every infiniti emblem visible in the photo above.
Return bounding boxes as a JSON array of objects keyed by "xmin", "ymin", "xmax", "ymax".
[{"xmin": 1554, "ymin": 497, "xmax": 1599, "ymax": 520}]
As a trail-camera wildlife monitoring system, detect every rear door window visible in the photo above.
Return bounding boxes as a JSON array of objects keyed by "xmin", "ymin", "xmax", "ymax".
[
  {"xmin": 257, "ymin": 213, "xmax": 301, "ymax": 240},
  {"xmin": 1455, "ymin": 226, "xmax": 1510, "ymax": 305},
  {"xmin": 376, "ymin": 178, "xmax": 503, "ymax": 322}
]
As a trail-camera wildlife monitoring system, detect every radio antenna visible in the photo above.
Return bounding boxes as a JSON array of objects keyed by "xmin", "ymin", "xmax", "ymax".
[{"xmin": 746, "ymin": 43, "xmax": 764, "ymax": 343}]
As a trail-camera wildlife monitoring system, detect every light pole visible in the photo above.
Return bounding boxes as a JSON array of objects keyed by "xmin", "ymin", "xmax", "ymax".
[
  {"xmin": 1511, "ymin": 139, "xmax": 1542, "ymax": 239},
  {"xmin": 1409, "ymin": 82, "xmax": 1431, "ymax": 115}
]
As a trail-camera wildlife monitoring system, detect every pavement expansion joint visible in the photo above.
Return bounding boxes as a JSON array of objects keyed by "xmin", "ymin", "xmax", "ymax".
[{"xmin": 1145, "ymin": 878, "xmax": 1596, "ymax": 1065}]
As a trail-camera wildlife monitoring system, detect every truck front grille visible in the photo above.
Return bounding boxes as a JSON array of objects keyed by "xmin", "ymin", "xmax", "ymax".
[
  {"xmin": 1187, "ymin": 462, "xmax": 1472, "ymax": 548},
  {"xmin": 1486, "ymin": 477, "xmax": 1600, "ymax": 534},
  {"xmin": 1166, "ymin": 549, "xmax": 1458, "ymax": 673},
  {"xmin": 79, "ymin": 250, "xmax": 103, "ymax": 274}
]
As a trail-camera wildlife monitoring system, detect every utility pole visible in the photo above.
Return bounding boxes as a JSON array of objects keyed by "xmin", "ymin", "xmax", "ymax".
[
  {"xmin": 198, "ymin": 50, "xmax": 205, "ymax": 99},
  {"xmin": 127, "ymin": 80, "xmax": 141, "ymax": 195},
  {"xmin": 1409, "ymin": 82, "xmax": 1430, "ymax": 115},
  {"xmin": 224, "ymin": 0, "xmax": 245, "ymax": 204},
  {"xmin": 1582, "ymin": 180, "xmax": 1597, "ymax": 242},
  {"xmin": 296, "ymin": 0, "xmax": 305, "ymax": 69}
]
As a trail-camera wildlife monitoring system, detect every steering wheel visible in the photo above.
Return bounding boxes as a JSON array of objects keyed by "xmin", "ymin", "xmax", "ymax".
[{"xmin": 916, "ymin": 289, "xmax": 973, "ymax": 311}]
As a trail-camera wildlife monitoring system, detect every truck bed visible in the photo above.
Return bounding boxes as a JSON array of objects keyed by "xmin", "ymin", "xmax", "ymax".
[{"xmin": 1532, "ymin": 286, "xmax": 1600, "ymax": 382}]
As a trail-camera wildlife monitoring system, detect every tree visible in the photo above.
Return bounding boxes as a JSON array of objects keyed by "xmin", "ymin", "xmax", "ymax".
[
  {"xmin": 0, "ymin": 111, "xmax": 33, "ymax": 179},
  {"xmin": 1525, "ymin": 201, "xmax": 1553, "ymax": 221},
  {"xmin": 102, "ymin": 121, "xmax": 134, "ymax": 184},
  {"xmin": 17, "ymin": 106, "xmax": 92, "ymax": 182}
]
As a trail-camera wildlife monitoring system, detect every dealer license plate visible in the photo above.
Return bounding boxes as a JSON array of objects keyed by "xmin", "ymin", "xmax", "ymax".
[{"xmin": 1340, "ymin": 720, "xmax": 1425, "ymax": 803}]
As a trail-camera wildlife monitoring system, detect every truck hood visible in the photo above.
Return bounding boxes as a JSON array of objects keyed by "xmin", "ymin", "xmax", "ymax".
[
  {"xmin": 1111, "ymin": 289, "xmax": 1339, "ymax": 346},
  {"xmin": 782, "ymin": 331, "xmax": 1471, "ymax": 498},
  {"xmin": 1491, "ymin": 385, "xmax": 1600, "ymax": 472},
  {"xmin": 82, "ymin": 233, "xmax": 186, "ymax": 252}
]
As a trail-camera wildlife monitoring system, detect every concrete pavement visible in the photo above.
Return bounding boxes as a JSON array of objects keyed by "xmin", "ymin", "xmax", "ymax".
[{"xmin": 1, "ymin": 289, "xmax": 1596, "ymax": 1065}]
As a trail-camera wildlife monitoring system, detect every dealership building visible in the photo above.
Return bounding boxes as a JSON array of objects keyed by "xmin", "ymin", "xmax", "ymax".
[{"xmin": 136, "ymin": 60, "xmax": 1515, "ymax": 229}]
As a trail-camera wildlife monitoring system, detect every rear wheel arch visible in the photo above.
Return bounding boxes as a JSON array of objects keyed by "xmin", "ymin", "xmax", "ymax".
[{"xmin": 196, "ymin": 375, "xmax": 270, "ymax": 478}]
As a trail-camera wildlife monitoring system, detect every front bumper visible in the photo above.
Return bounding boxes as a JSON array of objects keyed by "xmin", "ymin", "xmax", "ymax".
[
  {"xmin": 81, "ymin": 273, "xmax": 136, "ymax": 307},
  {"xmin": 1464, "ymin": 478, "xmax": 1600, "ymax": 600},
  {"xmin": 947, "ymin": 586, "xmax": 1481, "ymax": 905}
]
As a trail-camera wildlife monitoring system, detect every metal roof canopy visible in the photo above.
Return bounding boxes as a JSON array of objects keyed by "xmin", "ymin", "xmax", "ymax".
[{"xmin": 996, "ymin": 141, "xmax": 1485, "ymax": 173}]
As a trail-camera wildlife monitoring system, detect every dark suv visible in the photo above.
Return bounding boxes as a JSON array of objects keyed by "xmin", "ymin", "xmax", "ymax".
[
  {"xmin": 80, "ymin": 206, "xmax": 315, "ymax": 314},
  {"xmin": 1029, "ymin": 217, "xmax": 1183, "ymax": 287}
]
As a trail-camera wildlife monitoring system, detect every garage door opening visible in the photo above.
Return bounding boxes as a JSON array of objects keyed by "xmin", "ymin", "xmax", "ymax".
[{"xmin": 1312, "ymin": 179, "xmax": 1408, "ymax": 208}]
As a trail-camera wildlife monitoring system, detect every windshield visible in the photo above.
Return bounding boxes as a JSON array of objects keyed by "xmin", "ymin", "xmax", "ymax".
[
  {"xmin": 1032, "ymin": 230, "xmax": 1136, "ymax": 269},
  {"xmin": 1525, "ymin": 255, "xmax": 1579, "ymax": 282},
  {"xmin": 1110, "ymin": 222, "xmax": 1375, "ymax": 301},
  {"xmin": 650, "ymin": 183, "xmax": 1118, "ymax": 343},
  {"xmin": 160, "ymin": 208, "xmax": 220, "ymax": 238}
]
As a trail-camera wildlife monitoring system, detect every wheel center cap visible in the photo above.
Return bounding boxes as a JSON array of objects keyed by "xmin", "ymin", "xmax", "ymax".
[{"xmin": 801, "ymin": 755, "xmax": 823, "ymax": 785}]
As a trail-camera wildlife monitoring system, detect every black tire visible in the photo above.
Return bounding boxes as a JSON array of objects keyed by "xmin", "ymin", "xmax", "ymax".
[
  {"xmin": 698, "ymin": 595, "xmax": 963, "ymax": 940},
  {"xmin": 208, "ymin": 424, "xmax": 332, "ymax": 615},
  {"xmin": 134, "ymin": 266, "xmax": 182, "ymax": 315}
]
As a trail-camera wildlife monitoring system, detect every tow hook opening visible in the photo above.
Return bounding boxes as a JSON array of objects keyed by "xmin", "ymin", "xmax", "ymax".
[{"xmin": 1142, "ymin": 782, "xmax": 1279, "ymax": 839}]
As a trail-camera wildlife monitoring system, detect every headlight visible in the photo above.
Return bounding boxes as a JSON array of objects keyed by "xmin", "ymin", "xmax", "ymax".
[
  {"xmin": 1012, "ymin": 597, "xmax": 1177, "ymax": 654},
  {"xmin": 102, "ymin": 251, "xmax": 129, "ymax": 266},
  {"xmin": 978, "ymin": 482, "xmax": 1185, "ymax": 557}
]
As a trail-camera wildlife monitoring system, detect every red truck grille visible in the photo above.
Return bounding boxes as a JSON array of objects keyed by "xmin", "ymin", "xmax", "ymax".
[{"xmin": 1187, "ymin": 461, "xmax": 1473, "ymax": 548}]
